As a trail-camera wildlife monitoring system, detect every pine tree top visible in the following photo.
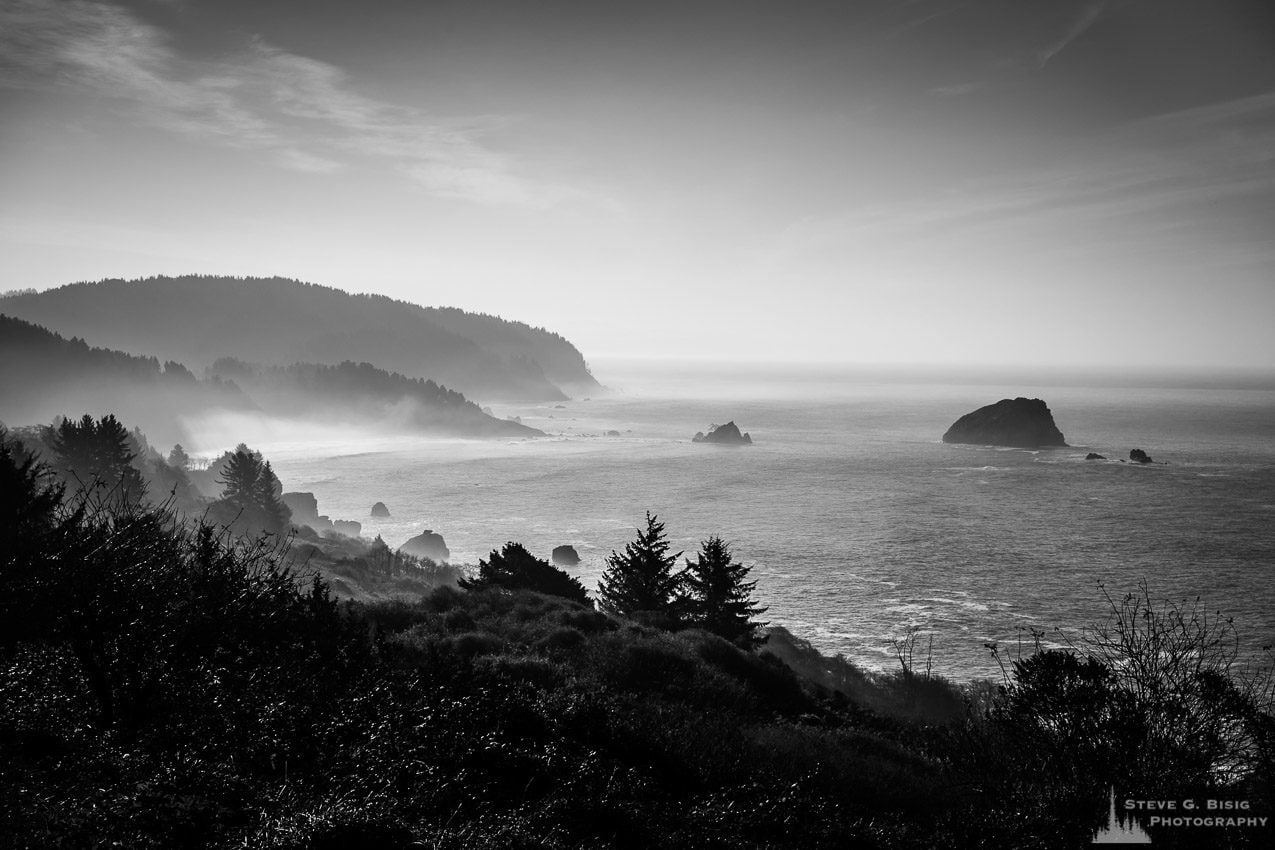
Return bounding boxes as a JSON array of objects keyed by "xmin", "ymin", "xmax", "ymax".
[{"xmin": 597, "ymin": 512, "xmax": 684, "ymax": 617}]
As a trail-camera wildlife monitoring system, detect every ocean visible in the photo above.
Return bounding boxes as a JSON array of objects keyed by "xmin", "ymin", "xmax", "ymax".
[{"xmin": 245, "ymin": 360, "xmax": 1275, "ymax": 681}]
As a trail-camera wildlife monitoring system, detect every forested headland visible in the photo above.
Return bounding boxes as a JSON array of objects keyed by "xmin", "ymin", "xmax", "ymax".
[
  {"xmin": 2, "ymin": 414, "xmax": 1272, "ymax": 848},
  {"xmin": 0, "ymin": 276, "xmax": 599, "ymax": 402}
]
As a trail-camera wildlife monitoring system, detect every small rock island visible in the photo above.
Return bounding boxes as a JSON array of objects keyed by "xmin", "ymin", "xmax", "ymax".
[
  {"xmin": 552, "ymin": 545, "xmax": 581, "ymax": 567},
  {"xmin": 942, "ymin": 398, "xmax": 1067, "ymax": 448},
  {"xmin": 692, "ymin": 421, "xmax": 753, "ymax": 445},
  {"xmin": 400, "ymin": 529, "xmax": 450, "ymax": 562}
]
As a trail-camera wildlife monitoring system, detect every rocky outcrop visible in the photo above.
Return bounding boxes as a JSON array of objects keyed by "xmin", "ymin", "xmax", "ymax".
[
  {"xmin": 942, "ymin": 398, "xmax": 1067, "ymax": 448},
  {"xmin": 331, "ymin": 520, "xmax": 362, "ymax": 538},
  {"xmin": 552, "ymin": 545, "xmax": 581, "ymax": 567},
  {"xmin": 1129, "ymin": 449, "xmax": 1153, "ymax": 464},
  {"xmin": 1085, "ymin": 453, "xmax": 1106, "ymax": 460},
  {"xmin": 401, "ymin": 529, "xmax": 450, "ymax": 562},
  {"xmin": 370, "ymin": 501, "xmax": 391, "ymax": 518},
  {"xmin": 282, "ymin": 491, "xmax": 333, "ymax": 532},
  {"xmin": 692, "ymin": 421, "xmax": 753, "ymax": 445},
  {"xmin": 282, "ymin": 492, "xmax": 319, "ymax": 522}
]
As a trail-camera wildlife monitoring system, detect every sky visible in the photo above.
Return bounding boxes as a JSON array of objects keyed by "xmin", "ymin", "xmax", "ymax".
[{"xmin": 2, "ymin": 0, "xmax": 1274, "ymax": 372}]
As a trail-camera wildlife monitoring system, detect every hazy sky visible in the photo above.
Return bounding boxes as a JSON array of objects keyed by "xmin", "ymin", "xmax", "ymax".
[{"xmin": 2, "ymin": 0, "xmax": 1273, "ymax": 371}]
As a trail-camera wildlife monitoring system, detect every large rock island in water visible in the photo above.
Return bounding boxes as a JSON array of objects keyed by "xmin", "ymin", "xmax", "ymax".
[{"xmin": 942, "ymin": 398, "xmax": 1067, "ymax": 448}]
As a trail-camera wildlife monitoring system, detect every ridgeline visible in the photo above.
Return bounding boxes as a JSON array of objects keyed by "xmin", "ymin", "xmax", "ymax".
[{"xmin": 1, "ymin": 276, "xmax": 600, "ymax": 402}]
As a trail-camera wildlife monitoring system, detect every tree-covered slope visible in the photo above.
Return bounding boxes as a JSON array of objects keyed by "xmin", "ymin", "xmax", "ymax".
[
  {"xmin": 0, "ymin": 276, "xmax": 600, "ymax": 402},
  {"xmin": 0, "ymin": 314, "xmax": 253, "ymax": 447},
  {"xmin": 208, "ymin": 358, "xmax": 542, "ymax": 438},
  {"xmin": 0, "ymin": 316, "xmax": 541, "ymax": 444}
]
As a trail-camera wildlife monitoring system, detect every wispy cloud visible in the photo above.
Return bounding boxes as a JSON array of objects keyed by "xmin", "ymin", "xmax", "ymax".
[
  {"xmin": 0, "ymin": 0, "xmax": 588, "ymax": 208},
  {"xmin": 766, "ymin": 90, "xmax": 1275, "ymax": 268},
  {"xmin": 1036, "ymin": 1, "xmax": 1106, "ymax": 68}
]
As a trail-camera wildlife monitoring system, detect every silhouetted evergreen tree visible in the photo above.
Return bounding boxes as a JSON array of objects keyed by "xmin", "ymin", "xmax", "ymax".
[
  {"xmin": 461, "ymin": 542, "xmax": 591, "ymax": 605},
  {"xmin": 214, "ymin": 447, "xmax": 289, "ymax": 534},
  {"xmin": 217, "ymin": 448, "xmax": 260, "ymax": 505},
  {"xmin": 0, "ymin": 433, "xmax": 68, "ymax": 648},
  {"xmin": 46, "ymin": 414, "xmax": 144, "ymax": 503},
  {"xmin": 258, "ymin": 460, "xmax": 289, "ymax": 530},
  {"xmin": 681, "ymin": 536, "xmax": 768, "ymax": 649},
  {"xmin": 597, "ymin": 512, "xmax": 684, "ymax": 620}
]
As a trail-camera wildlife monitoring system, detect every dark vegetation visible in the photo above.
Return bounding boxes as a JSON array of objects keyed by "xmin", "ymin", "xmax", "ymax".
[
  {"xmin": 2, "ymin": 417, "xmax": 455, "ymax": 601},
  {"xmin": 1, "ymin": 275, "xmax": 599, "ymax": 401},
  {"xmin": 461, "ymin": 542, "xmax": 591, "ymax": 606},
  {"xmin": 2, "ymin": 419, "xmax": 1273, "ymax": 848}
]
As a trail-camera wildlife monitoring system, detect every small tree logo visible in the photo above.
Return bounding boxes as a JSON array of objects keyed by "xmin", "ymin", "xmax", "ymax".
[{"xmin": 1093, "ymin": 787, "xmax": 1151, "ymax": 844}]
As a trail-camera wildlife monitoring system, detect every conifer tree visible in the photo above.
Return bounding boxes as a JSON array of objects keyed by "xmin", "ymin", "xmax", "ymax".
[
  {"xmin": 461, "ymin": 542, "xmax": 591, "ymax": 605},
  {"xmin": 596, "ymin": 513, "xmax": 684, "ymax": 619},
  {"xmin": 217, "ymin": 449, "xmax": 261, "ymax": 508},
  {"xmin": 47, "ymin": 414, "xmax": 144, "ymax": 502},
  {"xmin": 0, "ymin": 434, "xmax": 64, "ymax": 569},
  {"xmin": 681, "ymin": 536, "xmax": 768, "ymax": 648},
  {"xmin": 215, "ymin": 449, "xmax": 289, "ymax": 534},
  {"xmin": 257, "ymin": 461, "xmax": 289, "ymax": 531}
]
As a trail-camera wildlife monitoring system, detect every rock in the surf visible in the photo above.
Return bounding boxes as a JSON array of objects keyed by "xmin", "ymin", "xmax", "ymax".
[
  {"xmin": 692, "ymin": 421, "xmax": 753, "ymax": 445},
  {"xmin": 402, "ymin": 528, "xmax": 450, "ymax": 562},
  {"xmin": 552, "ymin": 545, "xmax": 581, "ymax": 567}
]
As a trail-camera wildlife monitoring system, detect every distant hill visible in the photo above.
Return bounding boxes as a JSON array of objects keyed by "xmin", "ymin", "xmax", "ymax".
[
  {"xmin": 0, "ymin": 314, "xmax": 253, "ymax": 447},
  {"xmin": 208, "ymin": 358, "xmax": 541, "ymax": 439},
  {"xmin": 0, "ymin": 315, "xmax": 542, "ymax": 445},
  {"xmin": 0, "ymin": 276, "xmax": 600, "ymax": 402}
]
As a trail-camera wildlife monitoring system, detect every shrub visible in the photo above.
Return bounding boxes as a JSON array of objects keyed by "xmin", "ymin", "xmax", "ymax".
[
  {"xmin": 554, "ymin": 608, "xmax": 616, "ymax": 634},
  {"xmin": 451, "ymin": 631, "xmax": 504, "ymax": 659},
  {"xmin": 534, "ymin": 626, "xmax": 587, "ymax": 654},
  {"xmin": 987, "ymin": 582, "xmax": 1275, "ymax": 802},
  {"xmin": 461, "ymin": 542, "xmax": 591, "ymax": 606}
]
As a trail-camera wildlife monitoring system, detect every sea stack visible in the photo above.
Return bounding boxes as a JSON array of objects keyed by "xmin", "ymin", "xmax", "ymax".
[
  {"xmin": 692, "ymin": 421, "xmax": 753, "ymax": 445},
  {"xmin": 942, "ymin": 398, "xmax": 1067, "ymax": 448},
  {"xmin": 552, "ymin": 545, "xmax": 581, "ymax": 567},
  {"xmin": 401, "ymin": 529, "xmax": 450, "ymax": 562}
]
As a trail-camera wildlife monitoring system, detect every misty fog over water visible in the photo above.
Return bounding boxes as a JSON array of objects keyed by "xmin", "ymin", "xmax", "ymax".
[{"xmin": 246, "ymin": 360, "xmax": 1275, "ymax": 681}]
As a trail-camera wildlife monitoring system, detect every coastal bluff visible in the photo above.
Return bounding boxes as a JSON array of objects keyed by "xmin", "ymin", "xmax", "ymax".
[{"xmin": 942, "ymin": 398, "xmax": 1067, "ymax": 448}]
